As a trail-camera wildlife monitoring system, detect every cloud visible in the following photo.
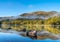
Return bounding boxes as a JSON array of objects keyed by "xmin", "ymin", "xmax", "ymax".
[{"xmin": 28, "ymin": 5, "xmax": 33, "ymax": 8}]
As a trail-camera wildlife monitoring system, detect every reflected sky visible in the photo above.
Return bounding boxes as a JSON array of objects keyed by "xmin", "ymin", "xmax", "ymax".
[{"xmin": 0, "ymin": 32, "xmax": 60, "ymax": 42}]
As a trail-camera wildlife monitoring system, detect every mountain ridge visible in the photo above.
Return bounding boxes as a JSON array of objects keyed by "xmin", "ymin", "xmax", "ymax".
[{"xmin": 0, "ymin": 11, "xmax": 60, "ymax": 21}]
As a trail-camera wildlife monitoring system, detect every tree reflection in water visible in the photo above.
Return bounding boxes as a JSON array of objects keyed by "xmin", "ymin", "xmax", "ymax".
[{"xmin": 51, "ymin": 22, "xmax": 60, "ymax": 29}]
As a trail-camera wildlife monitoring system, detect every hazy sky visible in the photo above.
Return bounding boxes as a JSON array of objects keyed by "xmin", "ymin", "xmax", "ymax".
[{"xmin": 0, "ymin": 0, "xmax": 60, "ymax": 17}]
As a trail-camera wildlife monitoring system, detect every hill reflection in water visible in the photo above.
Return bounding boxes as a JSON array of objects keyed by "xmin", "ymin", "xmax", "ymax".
[
  {"xmin": 20, "ymin": 30, "xmax": 60, "ymax": 40},
  {"xmin": 0, "ymin": 32, "xmax": 60, "ymax": 42}
]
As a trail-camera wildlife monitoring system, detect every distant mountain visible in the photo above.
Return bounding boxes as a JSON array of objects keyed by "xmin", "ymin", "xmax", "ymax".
[
  {"xmin": 19, "ymin": 11, "xmax": 59, "ymax": 19},
  {"xmin": 0, "ymin": 11, "xmax": 60, "ymax": 21},
  {"xmin": 0, "ymin": 16, "xmax": 16, "ymax": 21}
]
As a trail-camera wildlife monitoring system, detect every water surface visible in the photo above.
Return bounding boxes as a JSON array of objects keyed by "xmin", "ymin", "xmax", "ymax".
[{"xmin": 0, "ymin": 32, "xmax": 60, "ymax": 42}]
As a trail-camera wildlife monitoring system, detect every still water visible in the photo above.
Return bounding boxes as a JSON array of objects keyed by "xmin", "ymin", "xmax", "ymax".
[{"xmin": 0, "ymin": 32, "xmax": 60, "ymax": 42}]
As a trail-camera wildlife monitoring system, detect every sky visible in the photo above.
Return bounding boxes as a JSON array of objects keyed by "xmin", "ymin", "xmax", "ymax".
[{"xmin": 0, "ymin": 0, "xmax": 60, "ymax": 17}]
